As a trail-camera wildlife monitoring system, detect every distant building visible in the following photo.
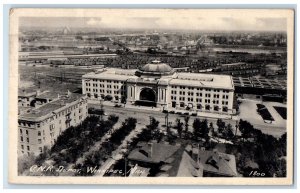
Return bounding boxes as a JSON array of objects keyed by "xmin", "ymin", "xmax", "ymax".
[
  {"xmin": 82, "ymin": 61, "xmax": 235, "ymax": 115},
  {"xmin": 127, "ymin": 142, "xmax": 237, "ymax": 177},
  {"xmin": 18, "ymin": 92, "xmax": 88, "ymax": 156}
]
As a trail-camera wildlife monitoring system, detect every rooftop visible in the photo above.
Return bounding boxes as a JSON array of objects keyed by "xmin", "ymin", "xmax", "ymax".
[
  {"xmin": 136, "ymin": 60, "xmax": 175, "ymax": 77},
  {"xmin": 128, "ymin": 142, "xmax": 237, "ymax": 177},
  {"xmin": 35, "ymin": 91, "xmax": 60, "ymax": 100},
  {"xmin": 19, "ymin": 93, "xmax": 85, "ymax": 122},
  {"xmin": 128, "ymin": 142, "xmax": 203, "ymax": 177},
  {"xmin": 82, "ymin": 68, "xmax": 136, "ymax": 81},
  {"xmin": 198, "ymin": 149, "xmax": 238, "ymax": 177},
  {"xmin": 128, "ymin": 142, "xmax": 181, "ymax": 164},
  {"xmin": 83, "ymin": 67, "xmax": 234, "ymax": 90},
  {"xmin": 170, "ymin": 73, "xmax": 234, "ymax": 90}
]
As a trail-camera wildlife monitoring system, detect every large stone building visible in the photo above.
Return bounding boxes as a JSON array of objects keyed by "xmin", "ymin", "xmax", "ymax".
[
  {"xmin": 18, "ymin": 92, "xmax": 88, "ymax": 156},
  {"xmin": 82, "ymin": 60, "xmax": 235, "ymax": 115}
]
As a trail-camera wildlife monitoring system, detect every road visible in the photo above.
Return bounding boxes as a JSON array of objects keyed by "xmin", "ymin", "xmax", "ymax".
[
  {"xmin": 89, "ymin": 103, "xmax": 239, "ymax": 134},
  {"xmin": 89, "ymin": 103, "xmax": 286, "ymax": 137}
]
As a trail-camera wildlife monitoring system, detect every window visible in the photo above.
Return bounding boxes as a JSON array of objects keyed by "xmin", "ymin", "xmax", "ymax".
[
  {"xmin": 21, "ymin": 145, "xmax": 24, "ymax": 149},
  {"xmin": 38, "ymin": 139, "xmax": 42, "ymax": 144},
  {"xmin": 20, "ymin": 136, "xmax": 23, "ymax": 142},
  {"xmin": 26, "ymin": 138, "xmax": 29, "ymax": 143},
  {"xmin": 180, "ymin": 102, "xmax": 185, "ymax": 108},
  {"xmin": 26, "ymin": 130, "xmax": 28, "ymax": 135},
  {"xmin": 205, "ymin": 105, "xmax": 210, "ymax": 110},
  {"xmin": 38, "ymin": 131, "xmax": 41, "ymax": 136},
  {"xmin": 50, "ymin": 124, "xmax": 55, "ymax": 131},
  {"xmin": 39, "ymin": 147, "xmax": 43, "ymax": 153},
  {"xmin": 27, "ymin": 146, "xmax": 30, "ymax": 151},
  {"xmin": 172, "ymin": 102, "xmax": 176, "ymax": 108},
  {"xmin": 19, "ymin": 129, "xmax": 22, "ymax": 134},
  {"xmin": 197, "ymin": 104, "xmax": 202, "ymax": 110}
]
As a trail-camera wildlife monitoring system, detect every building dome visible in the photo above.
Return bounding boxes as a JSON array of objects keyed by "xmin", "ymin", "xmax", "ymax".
[{"xmin": 136, "ymin": 60, "xmax": 175, "ymax": 77}]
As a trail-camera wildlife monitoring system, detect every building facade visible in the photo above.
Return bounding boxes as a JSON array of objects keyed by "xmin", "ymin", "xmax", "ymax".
[
  {"xmin": 18, "ymin": 93, "xmax": 88, "ymax": 156},
  {"xmin": 82, "ymin": 61, "xmax": 235, "ymax": 114}
]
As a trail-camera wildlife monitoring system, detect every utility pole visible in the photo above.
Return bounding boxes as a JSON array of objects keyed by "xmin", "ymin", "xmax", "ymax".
[{"xmin": 163, "ymin": 104, "xmax": 169, "ymax": 134}]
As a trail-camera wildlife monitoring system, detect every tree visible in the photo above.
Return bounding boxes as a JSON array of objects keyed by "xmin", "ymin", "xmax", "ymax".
[
  {"xmin": 193, "ymin": 118, "xmax": 201, "ymax": 139},
  {"xmin": 193, "ymin": 118, "xmax": 209, "ymax": 140},
  {"xmin": 175, "ymin": 118, "xmax": 184, "ymax": 138},
  {"xmin": 222, "ymin": 124, "xmax": 234, "ymax": 140},
  {"xmin": 216, "ymin": 119, "xmax": 226, "ymax": 134},
  {"xmin": 239, "ymin": 119, "xmax": 254, "ymax": 141},
  {"xmin": 107, "ymin": 114, "xmax": 119, "ymax": 126},
  {"xmin": 200, "ymin": 119, "xmax": 209, "ymax": 140},
  {"xmin": 184, "ymin": 116, "xmax": 190, "ymax": 133},
  {"xmin": 146, "ymin": 117, "xmax": 161, "ymax": 141}
]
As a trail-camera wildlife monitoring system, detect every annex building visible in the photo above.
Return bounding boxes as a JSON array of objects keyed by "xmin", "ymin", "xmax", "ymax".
[{"xmin": 82, "ymin": 60, "xmax": 235, "ymax": 115}]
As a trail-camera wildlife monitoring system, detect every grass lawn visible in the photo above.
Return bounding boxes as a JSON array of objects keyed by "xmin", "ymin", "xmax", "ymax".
[{"xmin": 273, "ymin": 106, "xmax": 287, "ymax": 120}]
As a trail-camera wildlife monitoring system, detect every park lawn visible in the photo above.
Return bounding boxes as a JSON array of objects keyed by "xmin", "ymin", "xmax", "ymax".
[{"xmin": 273, "ymin": 106, "xmax": 287, "ymax": 120}]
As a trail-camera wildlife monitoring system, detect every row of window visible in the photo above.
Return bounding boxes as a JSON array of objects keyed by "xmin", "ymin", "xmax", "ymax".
[
  {"xmin": 171, "ymin": 102, "xmax": 229, "ymax": 112},
  {"xmin": 170, "ymin": 86, "xmax": 230, "ymax": 93},
  {"xmin": 172, "ymin": 90, "xmax": 229, "ymax": 98},
  {"xmin": 20, "ymin": 145, "xmax": 43, "ymax": 153},
  {"xmin": 87, "ymin": 83, "xmax": 126, "ymax": 90},
  {"xmin": 171, "ymin": 96, "xmax": 229, "ymax": 104},
  {"xmin": 88, "ymin": 88, "xmax": 125, "ymax": 95},
  {"xmin": 90, "ymin": 79, "xmax": 125, "ymax": 84}
]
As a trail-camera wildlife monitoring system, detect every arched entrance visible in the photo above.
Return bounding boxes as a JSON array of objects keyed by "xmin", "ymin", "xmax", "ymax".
[{"xmin": 136, "ymin": 88, "xmax": 156, "ymax": 107}]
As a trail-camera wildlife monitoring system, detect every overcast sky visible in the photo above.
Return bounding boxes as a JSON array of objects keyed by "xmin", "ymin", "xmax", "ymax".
[{"xmin": 20, "ymin": 15, "xmax": 287, "ymax": 32}]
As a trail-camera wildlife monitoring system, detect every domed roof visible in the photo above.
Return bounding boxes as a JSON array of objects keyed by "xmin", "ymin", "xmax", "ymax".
[{"xmin": 136, "ymin": 60, "xmax": 175, "ymax": 77}]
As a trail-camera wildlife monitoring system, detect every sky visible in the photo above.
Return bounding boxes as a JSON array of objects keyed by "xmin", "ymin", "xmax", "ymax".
[{"xmin": 19, "ymin": 11, "xmax": 288, "ymax": 32}]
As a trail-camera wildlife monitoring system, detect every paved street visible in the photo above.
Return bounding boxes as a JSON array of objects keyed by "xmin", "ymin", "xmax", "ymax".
[{"xmin": 89, "ymin": 100, "xmax": 286, "ymax": 137}]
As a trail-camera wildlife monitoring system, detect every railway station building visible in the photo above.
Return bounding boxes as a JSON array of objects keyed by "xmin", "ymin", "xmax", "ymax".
[{"xmin": 82, "ymin": 60, "xmax": 236, "ymax": 115}]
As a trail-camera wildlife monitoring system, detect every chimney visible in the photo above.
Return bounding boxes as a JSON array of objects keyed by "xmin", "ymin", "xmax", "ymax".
[{"xmin": 147, "ymin": 142, "xmax": 153, "ymax": 158}]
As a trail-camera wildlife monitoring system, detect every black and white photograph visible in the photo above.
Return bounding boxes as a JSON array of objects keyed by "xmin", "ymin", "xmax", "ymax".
[{"xmin": 8, "ymin": 8, "xmax": 294, "ymax": 185}]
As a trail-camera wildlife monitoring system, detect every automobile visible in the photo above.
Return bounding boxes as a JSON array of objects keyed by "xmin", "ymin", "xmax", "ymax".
[
  {"xmin": 176, "ymin": 112, "xmax": 183, "ymax": 115},
  {"xmin": 169, "ymin": 111, "xmax": 175, "ymax": 114},
  {"xmin": 162, "ymin": 110, "xmax": 168, "ymax": 113},
  {"xmin": 184, "ymin": 112, "xmax": 189, "ymax": 115},
  {"xmin": 114, "ymin": 104, "xmax": 122, "ymax": 108},
  {"xmin": 191, "ymin": 113, "xmax": 197, "ymax": 116}
]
